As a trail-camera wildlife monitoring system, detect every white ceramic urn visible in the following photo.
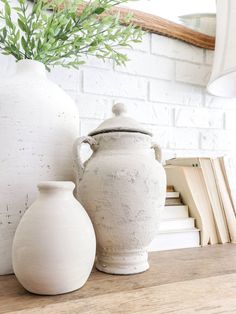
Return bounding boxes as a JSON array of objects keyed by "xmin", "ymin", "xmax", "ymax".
[
  {"xmin": 73, "ymin": 103, "xmax": 166, "ymax": 275},
  {"xmin": 12, "ymin": 181, "xmax": 96, "ymax": 295},
  {"xmin": 0, "ymin": 60, "xmax": 79, "ymax": 275}
]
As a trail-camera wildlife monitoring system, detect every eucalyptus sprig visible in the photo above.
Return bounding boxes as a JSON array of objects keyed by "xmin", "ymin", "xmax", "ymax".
[{"xmin": 0, "ymin": 0, "xmax": 143, "ymax": 70}]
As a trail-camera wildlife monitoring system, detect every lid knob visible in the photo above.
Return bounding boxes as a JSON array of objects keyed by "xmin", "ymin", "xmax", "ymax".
[
  {"xmin": 88, "ymin": 102, "xmax": 152, "ymax": 136},
  {"xmin": 112, "ymin": 103, "xmax": 127, "ymax": 116}
]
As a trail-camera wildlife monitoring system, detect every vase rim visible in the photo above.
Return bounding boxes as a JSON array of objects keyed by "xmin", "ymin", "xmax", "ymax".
[
  {"xmin": 17, "ymin": 59, "xmax": 45, "ymax": 65},
  {"xmin": 16, "ymin": 59, "xmax": 46, "ymax": 76},
  {"xmin": 38, "ymin": 181, "xmax": 75, "ymax": 191}
]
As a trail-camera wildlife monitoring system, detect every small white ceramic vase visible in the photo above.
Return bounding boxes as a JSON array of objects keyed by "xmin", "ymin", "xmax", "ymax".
[
  {"xmin": 0, "ymin": 59, "xmax": 79, "ymax": 275},
  {"xmin": 74, "ymin": 104, "xmax": 166, "ymax": 275},
  {"xmin": 12, "ymin": 181, "xmax": 96, "ymax": 295}
]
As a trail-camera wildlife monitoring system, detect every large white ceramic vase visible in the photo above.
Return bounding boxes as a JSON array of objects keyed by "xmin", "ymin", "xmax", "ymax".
[
  {"xmin": 0, "ymin": 60, "xmax": 79, "ymax": 275},
  {"xmin": 12, "ymin": 181, "xmax": 96, "ymax": 295}
]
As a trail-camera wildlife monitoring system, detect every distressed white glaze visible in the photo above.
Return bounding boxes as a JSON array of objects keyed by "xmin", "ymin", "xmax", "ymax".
[
  {"xmin": 12, "ymin": 181, "xmax": 96, "ymax": 295},
  {"xmin": 0, "ymin": 60, "xmax": 79, "ymax": 275},
  {"xmin": 74, "ymin": 105, "xmax": 166, "ymax": 275}
]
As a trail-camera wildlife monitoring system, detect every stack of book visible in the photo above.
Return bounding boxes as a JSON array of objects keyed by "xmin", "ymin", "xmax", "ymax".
[
  {"xmin": 149, "ymin": 186, "xmax": 200, "ymax": 251},
  {"xmin": 165, "ymin": 186, "xmax": 183, "ymax": 206},
  {"xmin": 165, "ymin": 157, "xmax": 236, "ymax": 246}
]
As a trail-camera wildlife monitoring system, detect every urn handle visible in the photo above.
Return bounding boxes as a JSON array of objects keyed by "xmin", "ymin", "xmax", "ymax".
[
  {"xmin": 152, "ymin": 143, "xmax": 162, "ymax": 163},
  {"xmin": 73, "ymin": 136, "xmax": 98, "ymax": 183}
]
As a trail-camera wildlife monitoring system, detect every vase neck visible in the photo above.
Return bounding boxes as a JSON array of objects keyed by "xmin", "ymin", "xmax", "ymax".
[
  {"xmin": 16, "ymin": 60, "xmax": 47, "ymax": 78},
  {"xmin": 38, "ymin": 181, "xmax": 75, "ymax": 199}
]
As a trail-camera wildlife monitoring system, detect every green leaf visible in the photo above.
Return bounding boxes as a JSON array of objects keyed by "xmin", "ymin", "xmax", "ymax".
[
  {"xmin": 2, "ymin": 27, "xmax": 7, "ymax": 39},
  {"xmin": 16, "ymin": 30, "xmax": 20, "ymax": 40},
  {"xmin": 21, "ymin": 36, "xmax": 28, "ymax": 51},
  {"xmin": 94, "ymin": 7, "xmax": 105, "ymax": 15},
  {"xmin": 5, "ymin": 16, "xmax": 13, "ymax": 28},
  {"xmin": 4, "ymin": 1, "xmax": 11, "ymax": 16},
  {"xmin": 65, "ymin": 20, "xmax": 72, "ymax": 32},
  {"xmin": 18, "ymin": 19, "xmax": 28, "ymax": 33},
  {"xmin": 31, "ymin": 37, "xmax": 35, "ymax": 49}
]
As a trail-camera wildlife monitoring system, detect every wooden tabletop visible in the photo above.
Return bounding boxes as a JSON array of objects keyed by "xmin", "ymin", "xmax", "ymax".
[{"xmin": 1, "ymin": 244, "xmax": 236, "ymax": 314}]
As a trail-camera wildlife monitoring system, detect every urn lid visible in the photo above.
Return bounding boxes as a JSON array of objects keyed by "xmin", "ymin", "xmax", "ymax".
[{"xmin": 88, "ymin": 103, "xmax": 152, "ymax": 136}]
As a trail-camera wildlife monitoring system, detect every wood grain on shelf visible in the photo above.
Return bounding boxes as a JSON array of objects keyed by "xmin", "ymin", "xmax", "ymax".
[
  {"xmin": 76, "ymin": 5, "xmax": 215, "ymax": 50},
  {"xmin": 1, "ymin": 244, "xmax": 236, "ymax": 313},
  {"xmin": 7, "ymin": 274, "xmax": 236, "ymax": 314}
]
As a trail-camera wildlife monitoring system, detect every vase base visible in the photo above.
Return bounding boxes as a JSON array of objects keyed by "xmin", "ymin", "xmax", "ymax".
[
  {"xmin": 24, "ymin": 282, "xmax": 86, "ymax": 296},
  {"xmin": 95, "ymin": 250, "xmax": 149, "ymax": 275}
]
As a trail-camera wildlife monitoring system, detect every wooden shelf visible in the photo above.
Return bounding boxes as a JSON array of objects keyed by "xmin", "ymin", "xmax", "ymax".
[
  {"xmin": 114, "ymin": 6, "xmax": 215, "ymax": 50},
  {"xmin": 76, "ymin": 5, "xmax": 215, "ymax": 50},
  {"xmin": 1, "ymin": 244, "xmax": 236, "ymax": 313}
]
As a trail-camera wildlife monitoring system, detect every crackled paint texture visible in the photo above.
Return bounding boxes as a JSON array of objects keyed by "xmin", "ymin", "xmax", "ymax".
[
  {"xmin": 74, "ymin": 132, "xmax": 166, "ymax": 274},
  {"xmin": 0, "ymin": 60, "xmax": 80, "ymax": 275}
]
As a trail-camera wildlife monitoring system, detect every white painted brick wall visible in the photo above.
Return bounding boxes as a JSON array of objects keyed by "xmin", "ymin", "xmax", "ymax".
[
  {"xmin": 225, "ymin": 111, "xmax": 236, "ymax": 130},
  {"xmin": 201, "ymin": 130, "xmax": 235, "ymax": 151},
  {"xmin": 205, "ymin": 50, "xmax": 214, "ymax": 66},
  {"xmin": 174, "ymin": 107, "xmax": 224, "ymax": 129},
  {"xmin": 176, "ymin": 61, "xmax": 211, "ymax": 86},
  {"xmin": 151, "ymin": 34, "xmax": 204, "ymax": 64},
  {"xmin": 149, "ymin": 80, "xmax": 203, "ymax": 106},
  {"xmin": 116, "ymin": 50, "xmax": 175, "ymax": 80},
  {"xmin": 2, "ymin": 32, "xmax": 236, "ymax": 160},
  {"xmin": 83, "ymin": 68, "xmax": 148, "ymax": 99}
]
